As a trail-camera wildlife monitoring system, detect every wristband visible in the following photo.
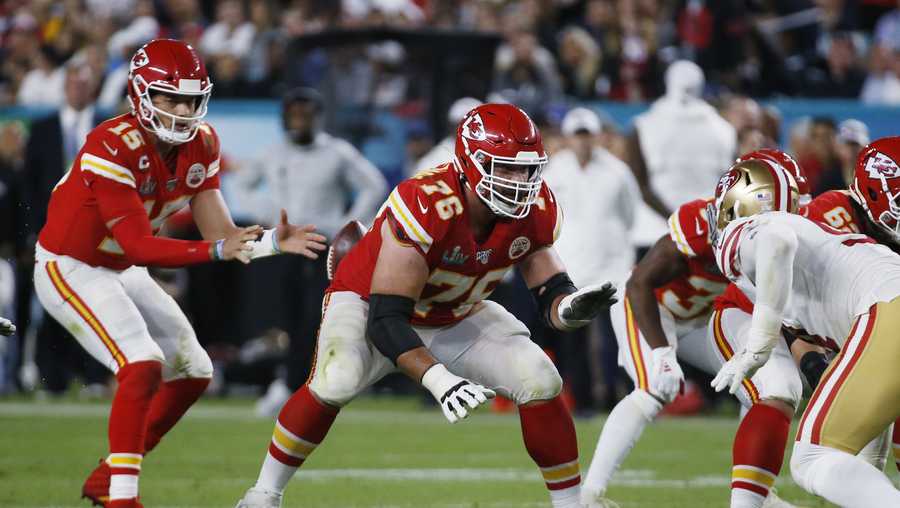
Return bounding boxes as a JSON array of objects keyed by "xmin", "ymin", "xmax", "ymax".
[{"xmin": 213, "ymin": 239, "xmax": 225, "ymax": 261}]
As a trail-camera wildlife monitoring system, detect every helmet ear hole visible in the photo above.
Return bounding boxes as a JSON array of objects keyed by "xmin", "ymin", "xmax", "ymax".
[{"xmin": 870, "ymin": 187, "xmax": 879, "ymax": 202}]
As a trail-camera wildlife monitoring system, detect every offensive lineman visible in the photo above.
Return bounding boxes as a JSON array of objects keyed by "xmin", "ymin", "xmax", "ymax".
[
  {"xmin": 711, "ymin": 138, "xmax": 900, "ymax": 506},
  {"xmin": 33, "ymin": 39, "xmax": 326, "ymax": 508},
  {"xmin": 236, "ymin": 104, "xmax": 617, "ymax": 508}
]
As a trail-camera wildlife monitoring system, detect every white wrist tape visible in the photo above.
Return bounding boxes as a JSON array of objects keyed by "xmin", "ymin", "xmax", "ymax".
[
  {"xmin": 421, "ymin": 363, "xmax": 459, "ymax": 398},
  {"xmin": 247, "ymin": 228, "xmax": 280, "ymax": 260}
]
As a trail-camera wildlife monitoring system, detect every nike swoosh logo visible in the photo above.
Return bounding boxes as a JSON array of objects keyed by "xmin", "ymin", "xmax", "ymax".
[
  {"xmin": 102, "ymin": 141, "xmax": 118, "ymax": 156},
  {"xmin": 417, "ymin": 197, "xmax": 428, "ymax": 214},
  {"xmin": 695, "ymin": 218, "xmax": 704, "ymax": 236}
]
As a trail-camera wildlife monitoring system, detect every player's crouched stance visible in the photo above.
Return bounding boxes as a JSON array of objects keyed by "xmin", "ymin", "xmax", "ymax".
[
  {"xmin": 32, "ymin": 40, "xmax": 326, "ymax": 508},
  {"xmin": 710, "ymin": 137, "xmax": 900, "ymax": 507},
  {"xmin": 236, "ymin": 104, "xmax": 617, "ymax": 508}
]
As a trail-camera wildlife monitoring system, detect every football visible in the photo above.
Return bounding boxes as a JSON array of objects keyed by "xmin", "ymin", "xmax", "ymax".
[{"xmin": 326, "ymin": 219, "xmax": 368, "ymax": 280}]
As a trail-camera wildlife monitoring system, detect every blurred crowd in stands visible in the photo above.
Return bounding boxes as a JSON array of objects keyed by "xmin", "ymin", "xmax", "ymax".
[
  {"xmin": 0, "ymin": 0, "xmax": 896, "ymax": 415},
  {"xmin": 1, "ymin": 0, "xmax": 899, "ymax": 110}
]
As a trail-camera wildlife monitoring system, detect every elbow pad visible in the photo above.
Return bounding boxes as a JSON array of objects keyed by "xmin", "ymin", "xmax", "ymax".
[
  {"xmin": 367, "ymin": 294, "xmax": 425, "ymax": 365},
  {"xmin": 799, "ymin": 351, "xmax": 830, "ymax": 389},
  {"xmin": 530, "ymin": 272, "xmax": 577, "ymax": 329}
]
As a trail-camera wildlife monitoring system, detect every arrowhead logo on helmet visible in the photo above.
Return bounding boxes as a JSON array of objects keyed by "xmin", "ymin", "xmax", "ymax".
[
  {"xmin": 462, "ymin": 114, "xmax": 486, "ymax": 141},
  {"xmin": 865, "ymin": 152, "xmax": 900, "ymax": 179}
]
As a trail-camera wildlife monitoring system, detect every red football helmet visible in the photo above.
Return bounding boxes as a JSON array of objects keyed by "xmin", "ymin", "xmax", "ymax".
[
  {"xmin": 737, "ymin": 148, "xmax": 810, "ymax": 205},
  {"xmin": 127, "ymin": 39, "xmax": 213, "ymax": 145},
  {"xmin": 453, "ymin": 104, "xmax": 548, "ymax": 218},
  {"xmin": 850, "ymin": 137, "xmax": 900, "ymax": 241}
]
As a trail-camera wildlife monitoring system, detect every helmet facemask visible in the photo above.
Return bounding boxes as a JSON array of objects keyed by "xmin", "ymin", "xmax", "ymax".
[
  {"xmin": 854, "ymin": 173, "xmax": 900, "ymax": 243},
  {"xmin": 466, "ymin": 149, "xmax": 546, "ymax": 219},
  {"xmin": 132, "ymin": 74, "xmax": 212, "ymax": 145}
]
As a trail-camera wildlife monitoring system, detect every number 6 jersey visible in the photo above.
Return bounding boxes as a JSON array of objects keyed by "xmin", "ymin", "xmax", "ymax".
[{"xmin": 330, "ymin": 164, "xmax": 561, "ymax": 327}]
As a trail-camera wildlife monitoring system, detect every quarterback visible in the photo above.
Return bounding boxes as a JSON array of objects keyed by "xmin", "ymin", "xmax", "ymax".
[
  {"xmin": 33, "ymin": 39, "xmax": 325, "ymax": 508},
  {"xmin": 236, "ymin": 104, "xmax": 617, "ymax": 508},
  {"xmin": 711, "ymin": 137, "xmax": 900, "ymax": 506}
]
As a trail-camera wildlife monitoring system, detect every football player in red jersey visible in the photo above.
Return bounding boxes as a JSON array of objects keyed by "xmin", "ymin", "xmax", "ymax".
[
  {"xmin": 32, "ymin": 39, "xmax": 326, "ymax": 508},
  {"xmin": 236, "ymin": 104, "xmax": 617, "ymax": 508}
]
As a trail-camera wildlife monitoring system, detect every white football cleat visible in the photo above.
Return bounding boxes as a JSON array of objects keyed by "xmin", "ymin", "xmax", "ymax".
[
  {"xmin": 580, "ymin": 489, "xmax": 621, "ymax": 508},
  {"xmin": 763, "ymin": 488, "xmax": 805, "ymax": 508},
  {"xmin": 235, "ymin": 487, "xmax": 283, "ymax": 508}
]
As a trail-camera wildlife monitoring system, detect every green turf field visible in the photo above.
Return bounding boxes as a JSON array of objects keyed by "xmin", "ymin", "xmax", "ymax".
[{"xmin": 0, "ymin": 396, "xmax": 845, "ymax": 507}]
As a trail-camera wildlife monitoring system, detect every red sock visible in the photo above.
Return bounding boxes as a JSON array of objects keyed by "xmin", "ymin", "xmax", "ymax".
[
  {"xmin": 107, "ymin": 361, "xmax": 162, "ymax": 500},
  {"xmin": 143, "ymin": 377, "xmax": 210, "ymax": 453},
  {"xmin": 267, "ymin": 385, "xmax": 339, "ymax": 467},
  {"xmin": 892, "ymin": 418, "xmax": 900, "ymax": 472},
  {"xmin": 519, "ymin": 396, "xmax": 580, "ymax": 491},
  {"xmin": 731, "ymin": 403, "xmax": 790, "ymax": 500}
]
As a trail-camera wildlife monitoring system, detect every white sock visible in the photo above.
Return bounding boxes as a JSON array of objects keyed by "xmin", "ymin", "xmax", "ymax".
[
  {"xmin": 109, "ymin": 474, "xmax": 139, "ymax": 500},
  {"xmin": 791, "ymin": 442, "xmax": 900, "ymax": 507},
  {"xmin": 549, "ymin": 484, "xmax": 581, "ymax": 508},
  {"xmin": 582, "ymin": 390, "xmax": 662, "ymax": 498},
  {"xmin": 255, "ymin": 451, "xmax": 298, "ymax": 493},
  {"xmin": 730, "ymin": 488, "xmax": 765, "ymax": 508}
]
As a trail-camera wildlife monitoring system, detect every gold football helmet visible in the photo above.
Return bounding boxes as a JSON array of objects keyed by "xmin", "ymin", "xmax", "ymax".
[{"xmin": 709, "ymin": 158, "xmax": 800, "ymax": 239}]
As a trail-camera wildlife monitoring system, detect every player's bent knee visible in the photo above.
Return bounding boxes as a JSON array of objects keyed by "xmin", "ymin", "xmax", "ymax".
[
  {"xmin": 790, "ymin": 441, "xmax": 823, "ymax": 492},
  {"xmin": 512, "ymin": 354, "xmax": 562, "ymax": 405},
  {"xmin": 308, "ymin": 347, "xmax": 367, "ymax": 406}
]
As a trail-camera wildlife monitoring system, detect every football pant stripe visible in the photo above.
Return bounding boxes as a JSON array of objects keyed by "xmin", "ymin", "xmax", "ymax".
[
  {"xmin": 798, "ymin": 309, "xmax": 873, "ymax": 444},
  {"xmin": 809, "ymin": 308, "xmax": 875, "ymax": 445},
  {"xmin": 624, "ymin": 296, "xmax": 649, "ymax": 391},
  {"xmin": 46, "ymin": 261, "xmax": 126, "ymax": 368},
  {"xmin": 712, "ymin": 310, "xmax": 760, "ymax": 404}
]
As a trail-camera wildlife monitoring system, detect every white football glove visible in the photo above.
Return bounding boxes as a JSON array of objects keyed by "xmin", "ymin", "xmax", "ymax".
[
  {"xmin": 421, "ymin": 363, "xmax": 495, "ymax": 423},
  {"xmin": 711, "ymin": 347, "xmax": 771, "ymax": 395},
  {"xmin": 558, "ymin": 282, "xmax": 618, "ymax": 329},
  {"xmin": 0, "ymin": 317, "xmax": 15, "ymax": 337},
  {"xmin": 650, "ymin": 346, "xmax": 684, "ymax": 403}
]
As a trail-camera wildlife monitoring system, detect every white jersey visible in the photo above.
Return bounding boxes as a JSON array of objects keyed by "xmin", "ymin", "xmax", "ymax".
[{"xmin": 716, "ymin": 211, "xmax": 900, "ymax": 345}]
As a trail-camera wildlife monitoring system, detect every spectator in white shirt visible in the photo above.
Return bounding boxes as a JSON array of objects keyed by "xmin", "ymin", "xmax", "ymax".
[
  {"xmin": 200, "ymin": 0, "xmax": 256, "ymax": 60},
  {"xmin": 543, "ymin": 107, "xmax": 641, "ymax": 412},
  {"xmin": 627, "ymin": 60, "xmax": 736, "ymax": 251}
]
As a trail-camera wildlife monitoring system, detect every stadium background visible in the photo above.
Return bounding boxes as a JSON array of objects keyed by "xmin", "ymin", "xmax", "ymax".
[{"xmin": 1, "ymin": 0, "xmax": 900, "ymax": 506}]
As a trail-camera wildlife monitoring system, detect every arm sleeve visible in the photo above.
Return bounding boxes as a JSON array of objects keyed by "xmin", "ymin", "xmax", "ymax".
[
  {"xmin": 340, "ymin": 141, "xmax": 389, "ymax": 224},
  {"xmin": 738, "ymin": 222, "xmax": 798, "ymax": 353},
  {"xmin": 93, "ymin": 178, "xmax": 213, "ymax": 267}
]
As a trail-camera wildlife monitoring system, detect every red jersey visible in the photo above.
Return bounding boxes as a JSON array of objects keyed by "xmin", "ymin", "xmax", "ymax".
[
  {"xmin": 331, "ymin": 164, "xmax": 562, "ymax": 327},
  {"xmin": 655, "ymin": 198, "xmax": 729, "ymax": 321},
  {"xmin": 38, "ymin": 114, "xmax": 221, "ymax": 270},
  {"xmin": 714, "ymin": 190, "xmax": 865, "ymax": 315}
]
